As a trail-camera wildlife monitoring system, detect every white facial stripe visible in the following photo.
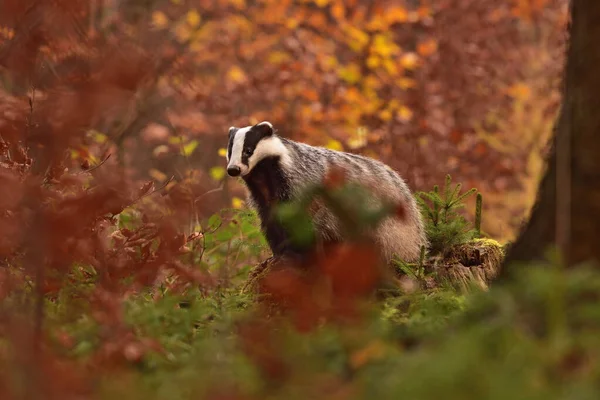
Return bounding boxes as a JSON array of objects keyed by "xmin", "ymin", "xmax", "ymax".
[
  {"xmin": 256, "ymin": 121, "xmax": 273, "ymax": 129},
  {"xmin": 227, "ymin": 127, "xmax": 250, "ymax": 173},
  {"xmin": 247, "ymin": 136, "xmax": 291, "ymax": 172}
]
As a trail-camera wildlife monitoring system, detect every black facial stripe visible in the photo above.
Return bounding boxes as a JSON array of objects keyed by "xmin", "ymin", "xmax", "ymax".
[
  {"xmin": 227, "ymin": 128, "xmax": 237, "ymax": 160},
  {"xmin": 241, "ymin": 126, "xmax": 269, "ymax": 165}
]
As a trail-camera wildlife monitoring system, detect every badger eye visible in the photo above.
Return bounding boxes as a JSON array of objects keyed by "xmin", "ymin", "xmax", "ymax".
[{"xmin": 243, "ymin": 149, "xmax": 252, "ymax": 157}]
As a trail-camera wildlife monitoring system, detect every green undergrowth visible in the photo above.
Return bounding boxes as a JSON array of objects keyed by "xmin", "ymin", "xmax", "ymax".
[
  {"xmin": 41, "ymin": 255, "xmax": 600, "ymax": 399},
  {"xmin": 6, "ymin": 177, "xmax": 600, "ymax": 399}
]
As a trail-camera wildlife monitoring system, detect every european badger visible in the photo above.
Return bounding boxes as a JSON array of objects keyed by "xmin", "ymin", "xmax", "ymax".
[{"xmin": 225, "ymin": 121, "xmax": 428, "ymax": 263}]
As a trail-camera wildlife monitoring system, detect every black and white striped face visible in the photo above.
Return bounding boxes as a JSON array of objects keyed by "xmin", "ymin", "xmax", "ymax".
[{"xmin": 226, "ymin": 121, "xmax": 285, "ymax": 177}]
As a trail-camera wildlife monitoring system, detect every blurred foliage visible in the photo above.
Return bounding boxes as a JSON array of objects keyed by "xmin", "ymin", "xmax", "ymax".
[
  {"xmin": 0, "ymin": 0, "xmax": 579, "ymax": 399},
  {"xmin": 0, "ymin": 0, "xmax": 567, "ymax": 241}
]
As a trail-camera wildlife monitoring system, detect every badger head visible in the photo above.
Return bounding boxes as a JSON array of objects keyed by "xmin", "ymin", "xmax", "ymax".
[{"xmin": 226, "ymin": 121, "xmax": 288, "ymax": 177}]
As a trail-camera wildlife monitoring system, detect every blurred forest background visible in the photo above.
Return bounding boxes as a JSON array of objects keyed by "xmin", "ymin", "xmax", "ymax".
[
  {"xmin": 1, "ymin": 0, "xmax": 568, "ymax": 242},
  {"xmin": 1, "ymin": 1, "xmax": 584, "ymax": 399}
]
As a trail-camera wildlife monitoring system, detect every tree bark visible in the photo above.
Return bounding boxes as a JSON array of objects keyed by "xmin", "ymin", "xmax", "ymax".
[{"xmin": 502, "ymin": 0, "xmax": 600, "ymax": 275}]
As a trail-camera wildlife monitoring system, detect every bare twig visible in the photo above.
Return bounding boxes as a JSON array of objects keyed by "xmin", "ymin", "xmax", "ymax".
[{"xmin": 77, "ymin": 153, "xmax": 112, "ymax": 174}]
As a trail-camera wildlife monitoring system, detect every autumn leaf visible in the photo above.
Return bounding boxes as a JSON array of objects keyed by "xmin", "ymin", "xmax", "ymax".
[
  {"xmin": 397, "ymin": 77, "xmax": 417, "ymax": 89},
  {"xmin": 385, "ymin": 6, "xmax": 409, "ymax": 24},
  {"xmin": 186, "ymin": 9, "xmax": 201, "ymax": 28},
  {"xmin": 229, "ymin": 0, "xmax": 246, "ymax": 10},
  {"xmin": 181, "ymin": 140, "xmax": 198, "ymax": 157},
  {"xmin": 153, "ymin": 145, "xmax": 169, "ymax": 158},
  {"xmin": 331, "ymin": 3, "xmax": 345, "ymax": 21},
  {"xmin": 338, "ymin": 63, "xmax": 361, "ymax": 84},
  {"xmin": 218, "ymin": 148, "xmax": 228, "ymax": 157},
  {"xmin": 231, "ymin": 197, "xmax": 244, "ymax": 209},
  {"xmin": 268, "ymin": 51, "xmax": 290, "ymax": 64},
  {"xmin": 417, "ymin": 39, "xmax": 438, "ymax": 57},
  {"xmin": 325, "ymin": 139, "xmax": 343, "ymax": 151},
  {"xmin": 507, "ymin": 83, "xmax": 532, "ymax": 100},
  {"xmin": 227, "ymin": 66, "xmax": 247, "ymax": 84},
  {"xmin": 400, "ymin": 52, "xmax": 419, "ymax": 70},
  {"xmin": 398, "ymin": 106, "xmax": 413, "ymax": 122},
  {"xmin": 210, "ymin": 166, "xmax": 226, "ymax": 181},
  {"xmin": 152, "ymin": 11, "xmax": 169, "ymax": 29},
  {"xmin": 366, "ymin": 55, "xmax": 380, "ymax": 69},
  {"xmin": 149, "ymin": 168, "xmax": 168, "ymax": 182},
  {"xmin": 347, "ymin": 127, "xmax": 368, "ymax": 150},
  {"xmin": 344, "ymin": 26, "xmax": 370, "ymax": 52},
  {"xmin": 378, "ymin": 109, "xmax": 393, "ymax": 122},
  {"xmin": 372, "ymin": 34, "xmax": 400, "ymax": 57}
]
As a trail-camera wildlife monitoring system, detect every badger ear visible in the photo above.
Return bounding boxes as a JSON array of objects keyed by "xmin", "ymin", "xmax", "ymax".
[
  {"xmin": 228, "ymin": 126, "xmax": 237, "ymax": 136},
  {"xmin": 254, "ymin": 121, "xmax": 274, "ymax": 137}
]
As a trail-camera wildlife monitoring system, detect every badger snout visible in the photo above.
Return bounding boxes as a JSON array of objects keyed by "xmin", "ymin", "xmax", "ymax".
[{"xmin": 227, "ymin": 166, "xmax": 241, "ymax": 177}]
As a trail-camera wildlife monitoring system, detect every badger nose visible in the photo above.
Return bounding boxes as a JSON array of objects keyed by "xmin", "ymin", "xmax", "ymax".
[{"xmin": 227, "ymin": 166, "xmax": 241, "ymax": 177}]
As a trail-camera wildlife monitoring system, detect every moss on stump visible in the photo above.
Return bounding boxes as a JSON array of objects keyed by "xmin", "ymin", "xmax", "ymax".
[{"xmin": 421, "ymin": 238, "xmax": 504, "ymax": 291}]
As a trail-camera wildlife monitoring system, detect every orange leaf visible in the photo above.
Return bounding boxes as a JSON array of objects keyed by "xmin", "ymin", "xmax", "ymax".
[{"xmin": 417, "ymin": 39, "xmax": 438, "ymax": 57}]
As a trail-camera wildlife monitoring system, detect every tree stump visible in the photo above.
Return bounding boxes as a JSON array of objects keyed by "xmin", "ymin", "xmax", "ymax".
[
  {"xmin": 421, "ymin": 238, "xmax": 504, "ymax": 290},
  {"xmin": 241, "ymin": 238, "xmax": 505, "ymax": 295}
]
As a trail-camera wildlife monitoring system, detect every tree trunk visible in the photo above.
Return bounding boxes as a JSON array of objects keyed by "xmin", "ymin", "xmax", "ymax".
[{"xmin": 502, "ymin": 0, "xmax": 600, "ymax": 275}]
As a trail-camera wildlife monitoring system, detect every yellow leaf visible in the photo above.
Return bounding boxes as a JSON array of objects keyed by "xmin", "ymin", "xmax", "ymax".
[
  {"xmin": 400, "ymin": 52, "xmax": 419, "ymax": 70},
  {"xmin": 209, "ymin": 166, "xmax": 226, "ymax": 181},
  {"xmin": 314, "ymin": 0, "xmax": 330, "ymax": 7},
  {"xmin": 398, "ymin": 77, "xmax": 417, "ymax": 89},
  {"xmin": 268, "ymin": 51, "xmax": 290, "ymax": 64},
  {"xmin": 320, "ymin": 55, "xmax": 338, "ymax": 71},
  {"xmin": 338, "ymin": 63, "xmax": 361, "ymax": 84},
  {"xmin": 366, "ymin": 16, "xmax": 387, "ymax": 31},
  {"xmin": 181, "ymin": 140, "xmax": 198, "ymax": 157},
  {"xmin": 227, "ymin": 66, "xmax": 247, "ymax": 84},
  {"xmin": 325, "ymin": 139, "xmax": 343, "ymax": 151},
  {"xmin": 149, "ymin": 168, "xmax": 168, "ymax": 182},
  {"xmin": 286, "ymin": 18, "xmax": 299, "ymax": 29},
  {"xmin": 186, "ymin": 9, "xmax": 201, "ymax": 28},
  {"xmin": 151, "ymin": 11, "xmax": 169, "ymax": 29},
  {"xmin": 372, "ymin": 34, "xmax": 399, "ymax": 57},
  {"xmin": 88, "ymin": 130, "xmax": 108, "ymax": 144},
  {"xmin": 366, "ymin": 56, "xmax": 380, "ymax": 69},
  {"xmin": 398, "ymin": 106, "xmax": 413, "ymax": 122},
  {"xmin": 218, "ymin": 148, "xmax": 228, "ymax": 157},
  {"xmin": 388, "ymin": 99, "xmax": 400, "ymax": 110},
  {"xmin": 382, "ymin": 59, "xmax": 399, "ymax": 76},
  {"xmin": 231, "ymin": 197, "xmax": 244, "ymax": 209},
  {"xmin": 347, "ymin": 127, "xmax": 368, "ymax": 149},
  {"xmin": 345, "ymin": 26, "xmax": 370, "ymax": 52},
  {"xmin": 378, "ymin": 109, "xmax": 393, "ymax": 121}
]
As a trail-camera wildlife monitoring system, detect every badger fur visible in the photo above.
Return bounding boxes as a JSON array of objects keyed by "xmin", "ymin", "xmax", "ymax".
[{"xmin": 225, "ymin": 121, "xmax": 428, "ymax": 263}]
